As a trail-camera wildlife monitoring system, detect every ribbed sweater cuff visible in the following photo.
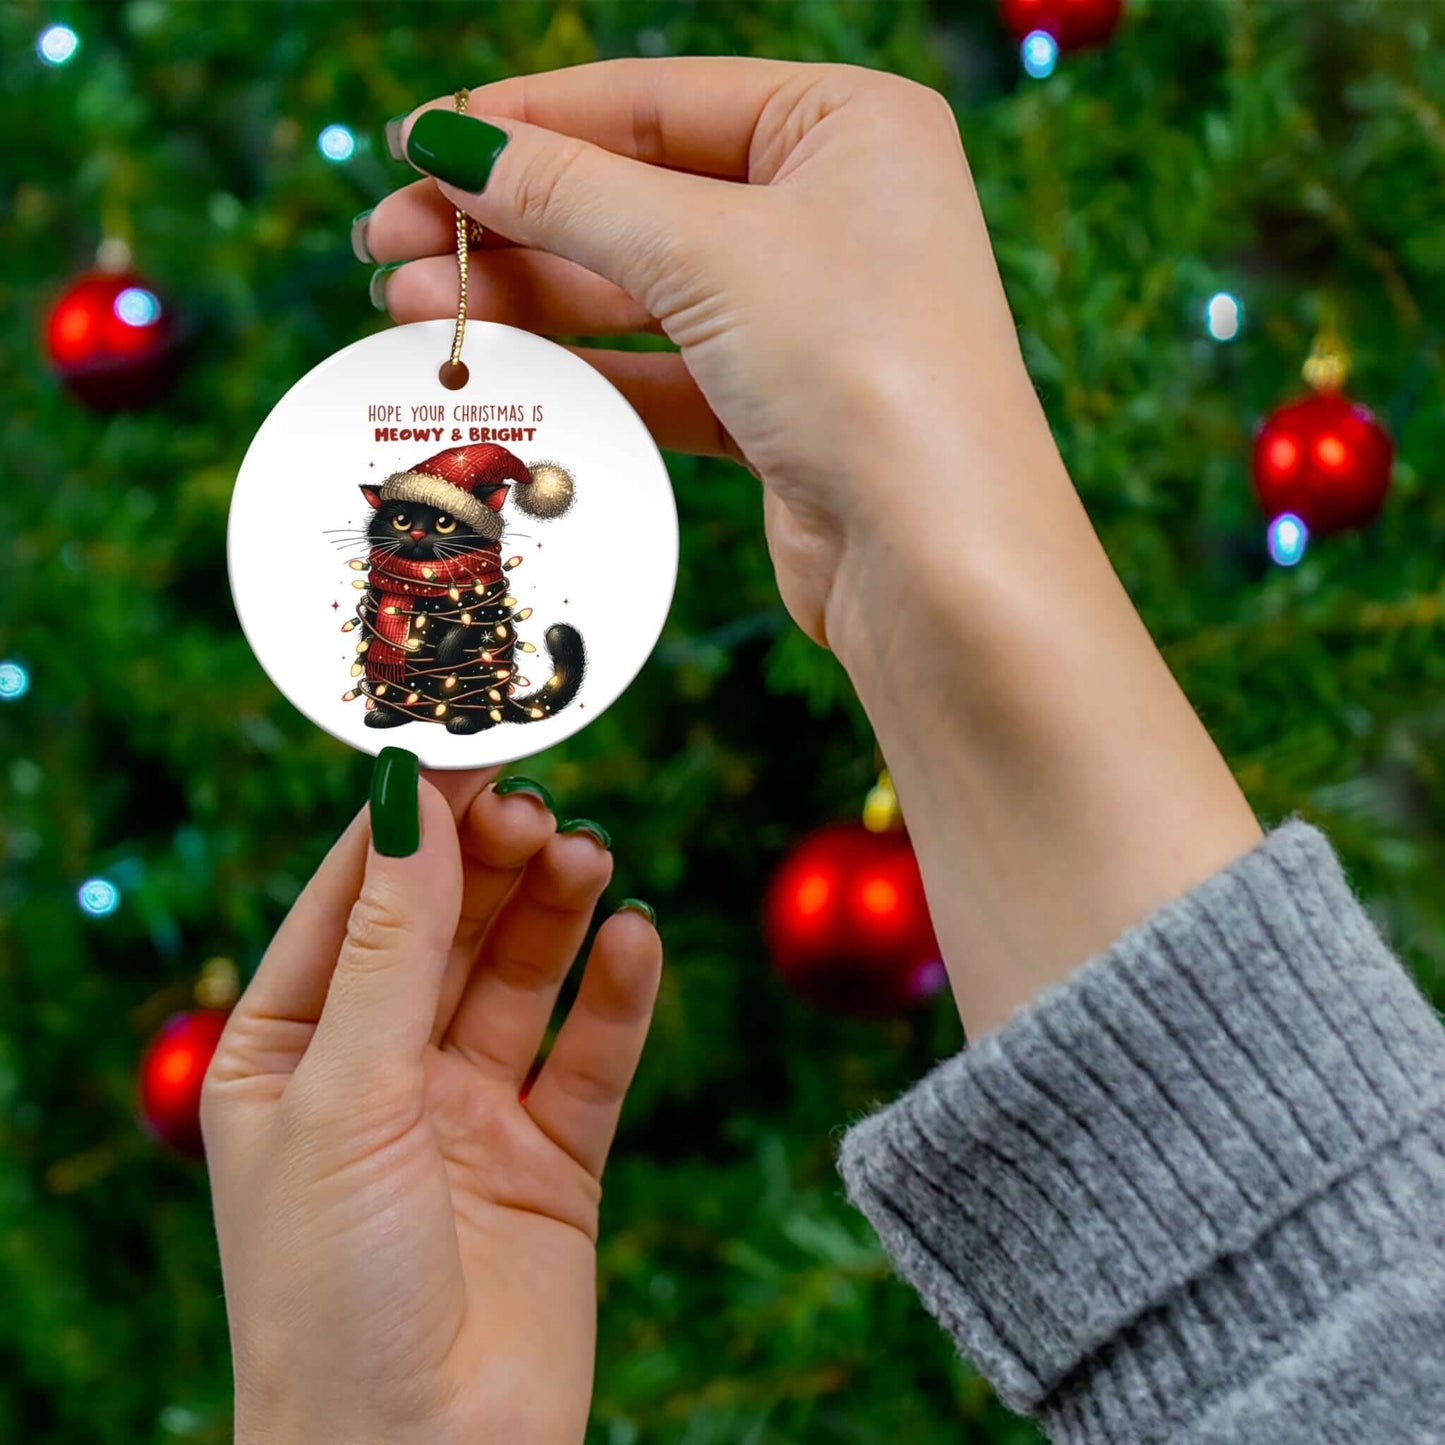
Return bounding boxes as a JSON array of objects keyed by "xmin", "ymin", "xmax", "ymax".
[{"xmin": 837, "ymin": 821, "xmax": 1445, "ymax": 1436}]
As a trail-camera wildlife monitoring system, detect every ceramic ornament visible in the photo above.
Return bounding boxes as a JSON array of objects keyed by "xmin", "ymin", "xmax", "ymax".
[{"xmin": 228, "ymin": 318, "xmax": 678, "ymax": 768}]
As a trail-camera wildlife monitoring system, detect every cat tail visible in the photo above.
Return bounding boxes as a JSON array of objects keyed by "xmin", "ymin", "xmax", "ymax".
[{"xmin": 509, "ymin": 623, "xmax": 585, "ymax": 722}]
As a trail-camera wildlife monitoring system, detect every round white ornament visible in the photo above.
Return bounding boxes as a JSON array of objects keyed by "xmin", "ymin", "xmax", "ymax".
[{"xmin": 228, "ymin": 319, "xmax": 678, "ymax": 768}]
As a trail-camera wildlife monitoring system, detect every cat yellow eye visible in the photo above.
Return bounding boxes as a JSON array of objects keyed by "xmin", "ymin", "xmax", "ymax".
[
  {"xmin": 390, "ymin": 514, "xmax": 409, "ymax": 530},
  {"xmin": 435, "ymin": 515, "xmax": 457, "ymax": 534}
]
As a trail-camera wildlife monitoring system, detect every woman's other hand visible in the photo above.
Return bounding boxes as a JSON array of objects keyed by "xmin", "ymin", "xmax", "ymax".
[{"xmin": 203, "ymin": 759, "xmax": 661, "ymax": 1444}]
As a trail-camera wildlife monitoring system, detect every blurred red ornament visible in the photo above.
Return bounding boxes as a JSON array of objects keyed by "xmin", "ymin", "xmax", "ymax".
[
  {"xmin": 999, "ymin": 0, "xmax": 1124, "ymax": 49},
  {"xmin": 764, "ymin": 822, "xmax": 944, "ymax": 1017},
  {"xmin": 45, "ymin": 270, "xmax": 183, "ymax": 411},
  {"xmin": 1252, "ymin": 393, "xmax": 1393, "ymax": 535},
  {"xmin": 138, "ymin": 1008, "xmax": 229, "ymax": 1157}
]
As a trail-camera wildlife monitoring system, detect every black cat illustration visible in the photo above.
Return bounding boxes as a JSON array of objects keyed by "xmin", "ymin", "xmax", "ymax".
[{"xmin": 337, "ymin": 443, "xmax": 584, "ymax": 734}]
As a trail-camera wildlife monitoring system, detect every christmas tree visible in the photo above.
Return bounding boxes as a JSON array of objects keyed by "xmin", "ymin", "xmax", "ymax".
[{"xmin": 2, "ymin": 3, "xmax": 1442, "ymax": 1441}]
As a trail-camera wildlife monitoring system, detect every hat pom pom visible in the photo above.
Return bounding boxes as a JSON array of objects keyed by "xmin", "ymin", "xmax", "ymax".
[{"xmin": 515, "ymin": 461, "xmax": 575, "ymax": 519}]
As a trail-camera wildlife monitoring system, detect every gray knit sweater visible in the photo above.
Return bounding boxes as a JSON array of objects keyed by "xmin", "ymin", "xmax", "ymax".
[{"xmin": 838, "ymin": 821, "xmax": 1445, "ymax": 1442}]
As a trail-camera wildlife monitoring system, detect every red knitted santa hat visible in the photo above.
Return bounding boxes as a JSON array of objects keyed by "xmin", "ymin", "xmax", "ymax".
[{"xmin": 377, "ymin": 443, "xmax": 574, "ymax": 541}]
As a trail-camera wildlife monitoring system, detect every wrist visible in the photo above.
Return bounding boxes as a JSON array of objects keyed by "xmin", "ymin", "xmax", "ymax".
[
  {"xmin": 823, "ymin": 384, "xmax": 1081, "ymax": 684},
  {"xmin": 821, "ymin": 414, "xmax": 1261, "ymax": 1037}
]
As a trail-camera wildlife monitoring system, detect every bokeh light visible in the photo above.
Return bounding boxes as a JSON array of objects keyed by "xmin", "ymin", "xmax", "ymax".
[
  {"xmin": 114, "ymin": 287, "xmax": 162, "ymax": 328},
  {"xmin": 1021, "ymin": 30, "xmax": 1059, "ymax": 79},
  {"xmin": 910, "ymin": 957, "xmax": 948, "ymax": 1002},
  {"xmin": 857, "ymin": 875, "xmax": 901, "ymax": 920},
  {"xmin": 792, "ymin": 871, "xmax": 831, "ymax": 920},
  {"xmin": 318, "ymin": 124, "xmax": 356, "ymax": 162},
  {"xmin": 1267, "ymin": 512, "xmax": 1309, "ymax": 567},
  {"xmin": 37, "ymin": 24, "xmax": 79, "ymax": 66},
  {"xmin": 1205, "ymin": 291, "xmax": 1242, "ymax": 342},
  {"xmin": 1266, "ymin": 435, "xmax": 1299, "ymax": 477},
  {"xmin": 0, "ymin": 660, "xmax": 29, "ymax": 701},
  {"xmin": 78, "ymin": 877, "xmax": 121, "ymax": 917}
]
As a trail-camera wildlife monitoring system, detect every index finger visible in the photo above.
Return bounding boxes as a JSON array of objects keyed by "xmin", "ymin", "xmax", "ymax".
[{"xmin": 400, "ymin": 56, "xmax": 805, "ymax": 181}]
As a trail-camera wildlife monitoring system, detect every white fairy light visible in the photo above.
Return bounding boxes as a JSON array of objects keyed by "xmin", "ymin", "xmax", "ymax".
[{"xmin": 1205, "ymin": 292, "xmax": 1243, "ymax": 342}]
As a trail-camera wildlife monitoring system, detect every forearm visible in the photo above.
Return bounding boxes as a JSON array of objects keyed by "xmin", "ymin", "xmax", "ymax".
[{"xmin": 825, "ymin": 377, "xmax": 1261, "ymax": 1038}]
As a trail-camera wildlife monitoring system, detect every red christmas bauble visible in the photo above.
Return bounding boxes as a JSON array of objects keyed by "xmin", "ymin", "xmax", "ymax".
[
  {"xmin": 138, "ymin": 1009, "xmax": 229, "ymax": 1157},
  {"xmin": 45, "ymin": 270, "xmax": 182, "ymax": 411},
  {"xmin": 763, "ymin": 822, "xmax": 945, "ymax": 1017},
  {"xmin": 1252, "ymin": 392, "xmax": 1393, "ymax": 536},
  {"xmin": 999, "ymin": 0, "xmax": 1124, "ymax": 49}
]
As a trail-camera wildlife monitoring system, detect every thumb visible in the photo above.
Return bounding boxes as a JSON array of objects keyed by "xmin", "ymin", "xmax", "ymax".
[
  {"xmin": 303, "ymin": 749, "xmax": 462, "ymax": 1089},
  {"xmin": 396, "ymin": 106, "xmax": 728, "ymax": 311}
]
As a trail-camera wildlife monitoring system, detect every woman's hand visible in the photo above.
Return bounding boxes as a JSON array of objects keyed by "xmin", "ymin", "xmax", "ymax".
[
  {"xmin": 361, "ymin": 56, "xmax": 1261, "ymax": 1040},
  {"xmin": 203, "ymin": 760, "xmax": 661, "ymax": 1445},
  {"xmin": 361, "ymin": 57, "xmax": 1037, "ymax": 650}
]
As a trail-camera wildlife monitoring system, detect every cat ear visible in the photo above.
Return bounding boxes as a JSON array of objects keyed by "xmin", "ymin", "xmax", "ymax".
[{"xmin": 359, "ymin": 485, "xmax": 383, "ymax": 509}]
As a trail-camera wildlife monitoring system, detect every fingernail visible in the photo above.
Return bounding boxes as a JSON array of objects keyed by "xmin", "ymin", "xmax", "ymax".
[
  {"xmin": 493, "ymin": 775, "xmax": 555, "ymax": 812},
  {"xmin": 370, "ymin": 747, "xmax": 420, "ymax": 857},
  {"xmin": 384, "ymin": 113, "xmax": 409, "ymax": 161},
  {"xmin": 617, "ymin": 898, "xmax": 656, "ymax": 926},
  {"xmin": 405, "ymin": 110, "xmax": 509, "ymax": 193},
  {"xmin": 369, "ymin": 262, "xmax": 403, "ymax": 312},
  {"xmin": 350, "ymin": 208, "xmax": 375, "ymax": 264},
  {"xmin": 558, "ymin": 818, "xmax": 611, "ymax": 851}
]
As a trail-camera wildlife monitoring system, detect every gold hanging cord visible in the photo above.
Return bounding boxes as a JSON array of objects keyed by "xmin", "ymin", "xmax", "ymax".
[{"xmin": 440, "ymin": 89, "xmax": 483, "ymax": 389}]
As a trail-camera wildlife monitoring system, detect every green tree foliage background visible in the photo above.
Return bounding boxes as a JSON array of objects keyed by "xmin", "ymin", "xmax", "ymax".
[{"xmin": 1, "ymin": 2, "xmax": 1442, "ymax": 1441}]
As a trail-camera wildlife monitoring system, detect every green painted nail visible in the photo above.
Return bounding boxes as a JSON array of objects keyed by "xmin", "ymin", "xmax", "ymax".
[
  {"xmin": 384, "ymin": 113, "xmax": 409, "ymax": 161},
  {"xmin": 350, "ymin": 208, "xmax": 375, "ymax": 264},
  {"xmin": 369, "ymin": 262, "xmax": 403, "ymax": 312},
  {"xmin": 617, "ymin": 898, "xmax": 656, "ymax": 926},
  {"xmin": 370, "ymin": 747, "xmax": 420, "ymax": 857},
  {"xmin": 493, "ymin": 775, "xmax": 555, "ymax": 812},
  {"xmin": 558, "ymin": 818, "xmax": 611, "ymax": 851},
  {"xmin": 405, "ymin": 110, "xmax": 509, "ymax": 193}
]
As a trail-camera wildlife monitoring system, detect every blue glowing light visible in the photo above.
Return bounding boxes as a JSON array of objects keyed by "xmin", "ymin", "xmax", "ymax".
[
  {"xmin": 37, "ymin": 24, "xmax": 79, "ymax": 66},
  {"xmin": 78, "ymin": 877, "xmax": 121, "ymax": 917},
  {"xmin": 114, "ymin": 287, "xmax": 162, "ymax": 327},
  {"xmin": 1021, "ymin": 30, "xmax": 1059, "ymax": 80},
  {"xmin": 0, "ymin": 660, "xmax": 29, "ymax": 701},
  {"xmin": 318, "ymin": 124, "xmax": 356, "ymax": 162},
  {"xmin": 1267, "ymin": 512, "xmax": 1308, "ymax": 567},
  {"xmin": 1205, "ymin": 291, "xmax": 1242, "ymax": 342}
]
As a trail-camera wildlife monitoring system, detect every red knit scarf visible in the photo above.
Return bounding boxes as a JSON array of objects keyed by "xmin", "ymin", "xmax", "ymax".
[{"xmin": 364, "ymin": 544, "xmax": 503, "ymax": 684}]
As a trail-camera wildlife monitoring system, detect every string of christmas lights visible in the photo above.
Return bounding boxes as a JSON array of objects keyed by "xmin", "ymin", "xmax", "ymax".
[{"xmin": 340, "ymin": 549, "xmax": 554, "ymax": 726}]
